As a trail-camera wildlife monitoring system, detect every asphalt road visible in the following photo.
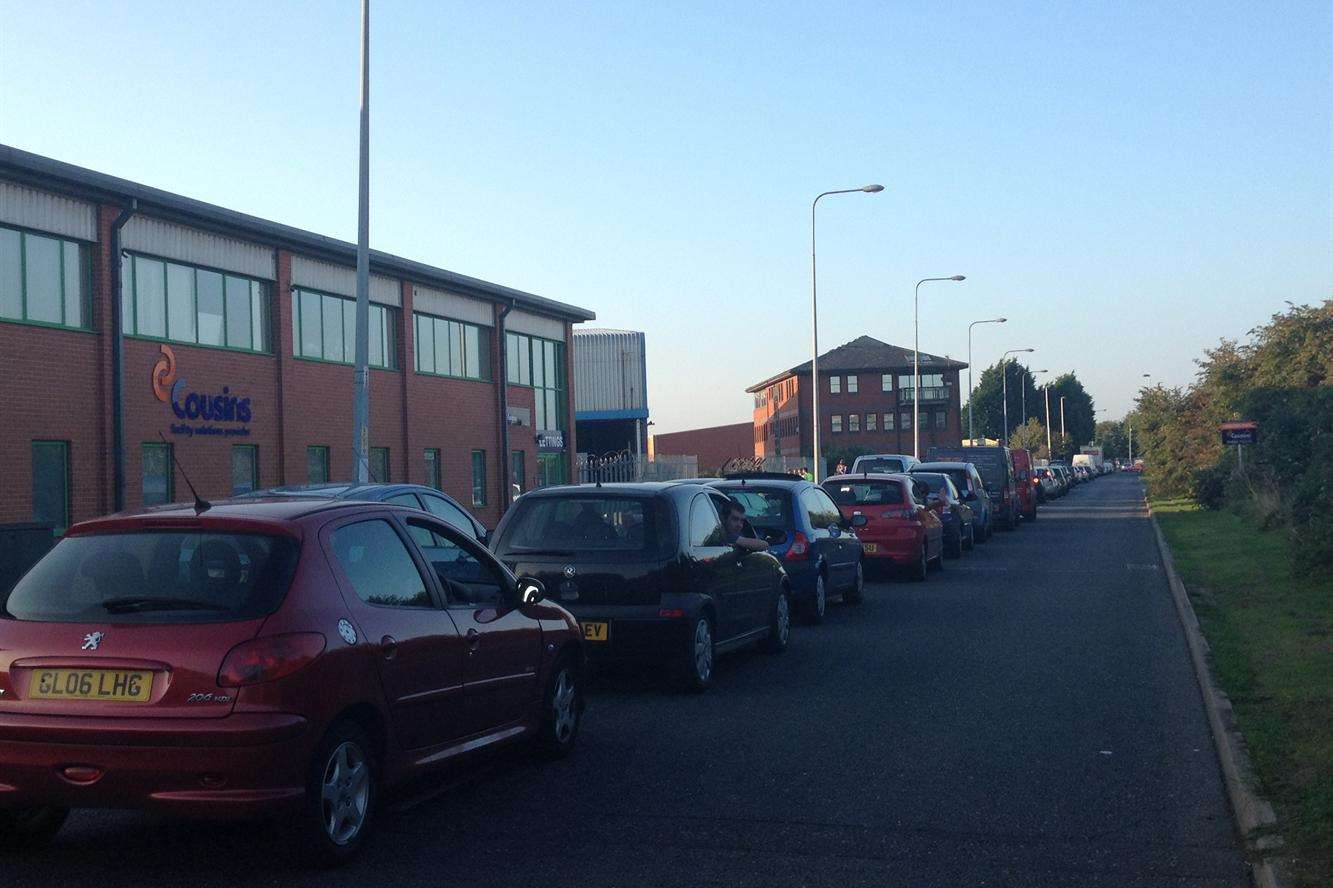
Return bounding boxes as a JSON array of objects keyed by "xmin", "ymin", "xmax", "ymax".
[{"xmin": 6, "ymin": 474, "xmax": 1249, "ymax": 887}]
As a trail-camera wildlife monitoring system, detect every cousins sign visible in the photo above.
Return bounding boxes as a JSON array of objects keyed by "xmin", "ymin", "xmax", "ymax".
[{"xmin": 152, "ymin": 345, "xmax": 253, "ymax": 438}]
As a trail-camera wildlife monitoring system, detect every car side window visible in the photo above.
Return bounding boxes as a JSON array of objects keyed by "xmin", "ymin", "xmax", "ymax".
[
  {"xmin": 688, "ymin": 495, "xmax": 725, "ymax": 548},
  {"xmin": 912, "ymin": 482, "xmax": 929, "ymax": 506},
  {"xmin": 420, "ymin": 494, "xmax": 478, "ymax": 539},
  {"xmin": 405, "ymin": 518, "xmax": 506, "ymax": 606},
  {"xmin": 329, "ymin": 519, "xmax": 434, "ymax": 608},
  {"xmin": 799, "ymin": 488, "xmax": 835, "ymax": 530},
  {"xmin": 387, "ymin": 493, "xmax": 423, "ymax": 509},
  {"xmin": 812, "ymin": 488, "xmax": 843, "ymax": 527}
]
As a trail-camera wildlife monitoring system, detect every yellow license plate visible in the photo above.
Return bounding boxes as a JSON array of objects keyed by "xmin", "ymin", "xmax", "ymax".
[
  {"xmin": 581, "ymin": 622, "xmax": 609, "ymax": 642},
  {"xmin": 29, "ymin": 669, "xmax": 154, "ymax": 703},
  {"xmin": 863, "ymin": 543, "xmax": 879, "ymax": 553}
]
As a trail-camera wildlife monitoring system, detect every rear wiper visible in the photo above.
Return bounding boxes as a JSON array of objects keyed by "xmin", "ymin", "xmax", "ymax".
[
  {"xmin": 101, "ymin": 597, "xmax": 229, "ymax": 613},
  {"xmin": 510, "ymin": 549, "xmax": 576, "ymax": 556}
]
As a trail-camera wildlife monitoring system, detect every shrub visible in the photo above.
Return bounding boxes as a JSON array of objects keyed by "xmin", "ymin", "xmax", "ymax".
[{"xmin": 1192, "ymin": 463, "xmax": 1229, "ymax": 510}]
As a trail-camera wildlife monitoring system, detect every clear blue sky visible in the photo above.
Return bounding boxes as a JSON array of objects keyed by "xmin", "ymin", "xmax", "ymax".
[{"xmin": 3, "ymin": 1, "xmax": 1329, "ymax": 433}]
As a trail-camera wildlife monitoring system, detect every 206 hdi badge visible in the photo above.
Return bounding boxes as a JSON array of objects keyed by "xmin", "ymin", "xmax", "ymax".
[{"xmin": 81, "ymin": 632, "xmax": 105, "ymax": 651}]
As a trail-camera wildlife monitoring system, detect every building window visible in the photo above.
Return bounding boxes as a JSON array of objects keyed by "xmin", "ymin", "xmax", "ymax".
[
  {"xmin": 121, "ymin": 253, "xmax": 268, "ymax": 352},
  {"xmin": 471, "ymin": 450, "xmax": 487, "ymax": 507},
  {"xmin": 413, "ymin": 312, "xmax": 492, "ymax": 380},
  {"xmin": 884, "ymin": 412, "xmax": 895, "ymax": 431},
  {"xmin": 849, "ymin": 413, "xmax": 860, "ymax": 432},
  {"xmin": 846, "ymin": 375, "xmax": 858, "ymax": 394},
  {"xmin": 31, "ymin": 441, "xmax": 70, "ymax": 533},
  {"xmin": 511, "ymin": 450, "xmax": 526, "ymax": 499},
  {"xmin": 934, "ymin": 408, "xmax": 948, "ymax": 430},
  {"xmin": 829, "ymin": 376, "xmax": 841, "ymax": 394},
  {"xmin": 897, "ymin": 372, "xmax": 946, "ymax": 402},
  {"xmin": 900, "ymin": 411, "xmax": 913, "ymax": 431},
  {"xmin": 307, "ymin": 446, "xmax": 330, "ymax": 484},
  {"xmin": 231, "ymin": 445, "xmax": 258, "ymax": 495},
  {"xmin": 370, "ymin": 447, "xmax": 390, "ymax": 483},
  {"xmin": 537, "ymin": 452, "xmax": 566, "ymax": 489},
  {"xmin": 507, "ymin": 332, "xmax": 566, "ymax": 430},
  {"xmin": 831, "ymin": 415, "xmax": 843, "ymax": 434},
  {"xmin": 866, "ymin": 413, "xmax": 877, "ymax": 432},
  {"xmin": 141, "ymin": 442, "xmax": 173, "ymax": 506},
  {"xmin": 1, "ymin": 225, "xmax": 89, "ymax": 331},
  {"xmin": 882, "ymin": 374, "xmax": 892, "ymax": 392},
  {"xmin": 292, "ymin": 288, "xmax": 394, "ymax": 368},
  {"xmin": 424, "ymin": 448, "xmax": 441, "ymax": 490}
]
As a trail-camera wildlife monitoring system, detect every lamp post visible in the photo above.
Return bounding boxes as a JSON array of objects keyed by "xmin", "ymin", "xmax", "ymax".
[
  {"xmin": 1043, "ymin": 384, "xmax": 1053, "ymax": 457},
  {"xmin": 810, "ymin": 184, "xmax": 883, "ymax": 482},
  {"xmin": 351, "ymin": 0, "xmax": 372, "ymax": 483},
  {"xmin": 1024, "ymin": 369, "xmax": 1047, "ymax": 426},
  {"xmin": 1000, "ymin": 348, "xmax": 1034, "ymax": 445},
  {"xmin": 913, "ymin": 275, "xmax": 966, "ymax": 458},
  {"xmin": 1059, "ymin": 395, "xmax": 1067, "ymax": 440},
  {"xmin": 967, "ymin": 317, "xmax": 1006, "ymax": 444}
]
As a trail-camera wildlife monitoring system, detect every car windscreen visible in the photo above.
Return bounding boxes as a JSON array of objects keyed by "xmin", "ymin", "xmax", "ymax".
[
  {"xmin": 715, "ymin": 488, "xmax": 793, "ymax": 533},
  {"xmin": 2, "ymin": 532, "xmax": 300, "ymax": 623},
  {"xmin": 854, "ymin": 457, "xmax": 907, "ymax": 473},
  {"xmin": 494, "ymin": 496, "xmax": 671, "ymax": 559},
  {"xmin": 952, "ymin": 450, "xmax": 1007, "ymax": 491},
  {"xmin": 912, "ymin": 473, "xmax": 948, "ymax": 494},
  {"xmin": 823, "ymin": 480, "xmax": 905, "ymax": 506}
]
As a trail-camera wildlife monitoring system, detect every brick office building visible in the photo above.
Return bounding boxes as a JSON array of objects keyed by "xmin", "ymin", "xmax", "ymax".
[
  {"xmin": 0, "ymin": 146, "xmax": 594, "ymax": 534},
  {"xmin": 650, "ymin": 421, "xmax": 753, "ymax": 473},
  {"xmin": 748, "ymin": 336, "xmax": 967, "ymax": 463}
]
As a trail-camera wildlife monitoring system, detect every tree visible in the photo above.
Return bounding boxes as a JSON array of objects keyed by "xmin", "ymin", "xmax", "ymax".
[
  {"xmin": 962, "ymin": 361, "xmax": 1044, "ymax": 442},
  {"xmin": 1094, "ymin": 421, "xmax": 1129, "ymax": 462},
  {"xmin": 1044, "ymin": 373, "xmax": 1095, "ymax": 447},
  {"xmin": 1009, "ymin": 417, "xmax": 1048, "ymax": 458}
]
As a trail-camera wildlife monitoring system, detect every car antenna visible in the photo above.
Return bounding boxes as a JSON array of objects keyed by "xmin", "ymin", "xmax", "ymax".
[{"xmin": 159, "ymin": 431, "xmax": 211, "ymax": 513}]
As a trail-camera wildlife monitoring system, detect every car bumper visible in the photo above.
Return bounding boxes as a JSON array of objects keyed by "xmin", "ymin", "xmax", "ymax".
[
  {"xmin": 856, "ymin": 529, "xmax": 922, "ymax": 564},
  {"xmin": 0, "ymin": 712, "xmax": 310, "ymax": 817},
  {"xmin": 564, "ymin": 604, "xmax": 693, "ymax": 662}
]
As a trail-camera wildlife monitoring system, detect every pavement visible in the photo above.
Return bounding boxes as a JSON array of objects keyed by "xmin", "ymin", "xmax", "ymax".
[{"xmin": 5, "ymin": 474, "xmax": 1249, "ymax": 887}]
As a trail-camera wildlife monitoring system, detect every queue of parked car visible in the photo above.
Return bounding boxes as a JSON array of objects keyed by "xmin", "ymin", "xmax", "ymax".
[{"xmin": 0, "ymin": 445, "xmax": 1110, "ymax": 865}]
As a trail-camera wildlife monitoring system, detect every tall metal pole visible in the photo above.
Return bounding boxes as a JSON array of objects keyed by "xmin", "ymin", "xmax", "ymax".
[
  {"xmin": 809, "ymin": 184, "xmax": 882, "ymax": 483},
  {"xmin": 1059, "ymin": 396, "xmax": 1066, "ymax": 441},
  {"xmin": 913, "ymin": 275, "xmax": 966, "ymax": 458},
  {"xmin": 351, "ymin": 0, "xmax": 371, "ymax": 483},
  {"xmin": 999, "ymin": 348, "xmax": 1033, "ymax": 446},
  {"xmin": 966, "ymin": 317, "xmax": 1005, "ymax": 444},
  {"xmin": 1127, "ymin": 422, "xmax": 1133, "ymax": 463},
  {"xmin": 1044, "ymin": 386, "xmax": 1052, "ymax": 456}
]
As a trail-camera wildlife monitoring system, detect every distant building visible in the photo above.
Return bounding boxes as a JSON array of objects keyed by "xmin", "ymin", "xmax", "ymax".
[
  {"xmin": 573, "ymin": 328, "xmax": 648, "ymax": 456},
  {"xmin": 651, "ymin": 422, "xmax": 753, "ymax": 474},
  {"xmin": 747, "ymin": 335, "xmax": 967, "ymax": 460}
]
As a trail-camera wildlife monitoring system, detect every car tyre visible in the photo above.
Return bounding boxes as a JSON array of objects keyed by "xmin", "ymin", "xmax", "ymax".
[
  {"xmin": 535, "ymin": 655, "xmax": 582, "ymax": 758},
  {"xmin": 909, "ymin": 544, "xmax": 928, "ymax": 582},
  {"xmin": 760, "ymin": 588, "xmax": 791, "ymax": 654},
  {"xmin": 945, "ymin": 529, "xmax": 962, "ymax": 559},
  {"xmin": 0, "ymin": 807, "xmax": 68, "ymax": 852},
  {"xmin": 962, "ymin": 524, "xmax": 975, "ymax": 551},
  {"xmin": 289, "ymin": 719, "xmax": 377, "ymax": 869},
  {"xmin": 677, "ymin": 614, "xmax": 715, "ymax": 693},
  {"xmin": 930, "ymin": 543, "xmax": 945, "ymax": 571},
  {"xmin": 804, "ymin": 572, "xmax": 827, "ymax": 625},
  {"xmin": 844, "ymin": 561, "xmax": 864, "ymax": 605}
]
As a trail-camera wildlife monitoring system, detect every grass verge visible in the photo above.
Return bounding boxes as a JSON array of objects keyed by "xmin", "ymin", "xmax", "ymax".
[{"xmin": 1151, "ymin": 497, "xmax": 1332, "ymax": 887}]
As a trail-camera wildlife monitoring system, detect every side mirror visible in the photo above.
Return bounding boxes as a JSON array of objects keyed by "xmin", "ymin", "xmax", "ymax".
[
  {"xmin": 850, "ymin": 514, "xmax": 868, "ymax": 528},
  {"xmin": 516, "ymin": 576, "xmax": 546, "ymax": 605},
  {"xmin": 828, "ymin": 523, "xmax": 842, "ymax": 537}
]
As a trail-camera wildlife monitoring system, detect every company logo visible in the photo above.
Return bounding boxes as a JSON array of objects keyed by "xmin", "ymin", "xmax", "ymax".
[
  {"xmin": 151, "ymin": 344, "xmax": 253, "ymax": 425},
  {"xmin": 563, "ymin": 565, "xmax": 577, "ymax": 579},
  {"xmin": 81, "ymin": 631, "xmax": 105, "ymax": 651}
]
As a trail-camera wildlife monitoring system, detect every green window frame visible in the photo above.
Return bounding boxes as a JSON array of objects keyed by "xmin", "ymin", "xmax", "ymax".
[
  {"xmin": 31, "ymin": 440, "xmax": 71, "ymax": 534},
  {"xmin": 231, "ymin": 444, "xmax": 259, "ymax": 495},
  {"xmin": 291, "ymin": 287, "xmax": 395, "ymax": 369},
  {"xmin": 370, "ymin": 447, "xmax": 390, "ymax": 483},
  {"xmin": 505, "ymin": 332, "xmax": 566, "ymax": 431},
  {"xmin": 413, "ymin": 312, "xmax": 492, "ymax": 381},
  {"xmin": 510, "ymin": 449, "xmax": 526, "ymax": 498},
  {"xmin": 120, "ymin": 252, "xmax": 269, "ymax": 353},
  {"xmin": 308, "ymin": 445, "xmax": 330, "ymax": 484},
  {"xmin": 0, "ymin": 224, "xmax": 90, "ymax": 331},
  {"xmin": 424, "ymin": 448, "xmax": 442, "ymax": 490},
  {"xmin": 471, "ymin": 450, "xmax": 487, "ymax": 507},
  {"xmin": 141, "ymin": 442, "xmax": 174, "ymax": 506}
]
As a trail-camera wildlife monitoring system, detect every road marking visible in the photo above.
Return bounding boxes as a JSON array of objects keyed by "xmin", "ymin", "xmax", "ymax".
[{"xmin": 1125, "ymin": 563, "xmax": 1160, "ymax": 571}]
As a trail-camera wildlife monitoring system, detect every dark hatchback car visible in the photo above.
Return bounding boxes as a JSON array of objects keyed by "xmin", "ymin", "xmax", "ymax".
[
  {"xmin": 911, "ymin": 461, "xmax": 993, "ymax": 541},
  {"xmin": 490, "ymin": 483, "xmax": 791, "ymax": 692},
  {"xmin": 0, "ymin": 499, "xmax": 582, "ymax": 865},
  {"xmin": 906, "ymin": 471, "xmax": 975, "ymax": 556},
  {"xmin": 709, "ymin": 475, "xmax": 864, "ymax": 624},
  {"xmin": 245, "ymin": 483, "xmax": 489, "ymax": 542},
  {"xmin": 927, "ymin": 445, "xmax": 1020, "ymax": 530}
]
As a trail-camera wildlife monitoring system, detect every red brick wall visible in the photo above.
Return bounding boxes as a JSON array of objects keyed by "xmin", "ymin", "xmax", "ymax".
[{"xmin": 653, "ymin": 422, "xmax": 753, "ymax": 472}]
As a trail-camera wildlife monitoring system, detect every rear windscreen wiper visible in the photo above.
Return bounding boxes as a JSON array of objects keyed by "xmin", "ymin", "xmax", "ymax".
[
  {"xmin": 509, "ymin": 549, "xmax": 576, "ymax": 556},
  {"xmin": 101, "ymin": 597, "xmax": 229, "ymax": 613}
]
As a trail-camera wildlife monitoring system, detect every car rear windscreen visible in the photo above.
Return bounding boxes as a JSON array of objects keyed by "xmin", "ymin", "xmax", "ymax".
[
  {"xmin": 495, "ymin": 496, "xmax": 671, "ymax": 558},
  {"xmin": 855, "ymin": 457, "xmax": 907, "ymax": 473},
  {"xmin": 716, "ymin": 488, "xmax": 793, "ymax": 532},
  {"xmin": 824, "ymin": 480, "xmax": 905, "ymax": 506},
  {"xmin": 932, "ymin": 448, "xmax": 1007, "ymax": 491},
  {"xmin": 912, "ymin": 474, "xmax": 948, "ymax": 494},
  {"xmin": 2, "ymin": 532, "xmax": 300, "ymax": 623}
]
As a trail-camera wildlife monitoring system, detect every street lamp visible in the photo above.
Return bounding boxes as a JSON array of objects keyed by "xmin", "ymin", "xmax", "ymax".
[
  {"xmin": 1043, "ymin": 381, "xmax": 1053, "ymax": 457},
  {"xmin": 1000, "ymin": 348, "xmax": 1034, "ymax": 445},
  {"xmin": 913, "ymin": 275, "xmax": 967, "ymax": 458},
  {"xmin": 967, "ymin": 317, "xmax": 1006, "ymax": 443},
  {"xmin": 1059, "ymin": 395, "xmax": 1067, "ymax": 440},
  {"xmin": 1024, "ymin": 369, "xmax": 1047, "ymax": 425},
  {"xmin": 810, "ymin": 184, "xmax": 883, "ymax": 482}
]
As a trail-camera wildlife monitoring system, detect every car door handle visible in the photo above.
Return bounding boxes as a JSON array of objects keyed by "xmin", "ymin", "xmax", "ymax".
[
  {"xmin": 466, "ymin": 627, "xmax": 480, "ymax": 654},
  {"xmin": 379, "ymin": 636, "xmax": 398, "ymax": 659}
]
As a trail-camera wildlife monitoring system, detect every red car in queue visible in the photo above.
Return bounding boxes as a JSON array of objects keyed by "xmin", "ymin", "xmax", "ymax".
[
  {"xmin": 0, "ymin": 498, "xmax": 584, "ymax": 866},
  {"xmin": 822, "ymin": 473, "xmax": 943, "ymax": 581},
  {"xmin": 1009, "ymin": 448, "xmax": 1038, "ymax": 521}
]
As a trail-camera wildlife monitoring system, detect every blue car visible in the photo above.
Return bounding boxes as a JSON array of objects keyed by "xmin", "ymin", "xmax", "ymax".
[
  {"xmin": 911, "ymin": 461, "xmax": 994, "ymax": 542},
  {"xmin": 709, "ymin": 474, "xmax": 865, "ymax": 624}
]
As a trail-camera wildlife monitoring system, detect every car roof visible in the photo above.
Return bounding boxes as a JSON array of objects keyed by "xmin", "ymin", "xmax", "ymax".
[
  {"xmin": 523, "ymin": 481, "xmax": 694, "ymax": 495},
  {"xmin": 65, "ymin": 497, "xmax": 411, "ymax": 535},
  {"xmin": 823, "ymin": 472, "xmax": 913, "ymax": 483},
  {"xmin": 853, "ymin": 453, "xmax": 915, "ymax": 460},
  {"xmin": 711, "ymin": 477, "xmax": 806, "ymax": 489},
  {"xmin": 913, "ymin": 461, "xmax": 972, "ymax": 471}
]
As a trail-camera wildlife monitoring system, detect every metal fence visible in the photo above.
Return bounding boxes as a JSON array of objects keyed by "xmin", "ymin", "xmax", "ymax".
[{"xmin": 577, "ymin": 452, "xmax": 699, "ymax": 484}]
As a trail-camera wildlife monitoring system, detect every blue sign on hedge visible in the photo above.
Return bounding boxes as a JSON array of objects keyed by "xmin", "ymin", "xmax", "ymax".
[{"xmin": 1220, "ymin": 422, "xmax": 1258, "ymax": 445}]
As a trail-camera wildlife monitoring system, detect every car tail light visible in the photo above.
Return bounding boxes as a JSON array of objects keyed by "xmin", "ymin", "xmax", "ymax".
[
  {"xmin": 785, "ymin": 532, "xmax": 810, "ymax": 560},
  {"xmin": 217, "ymin": 632, "xmax": 326, "ymax": 688},
  {"xmin": 658, "ymin": 608, "xmax": 685, "ymax": 618}
]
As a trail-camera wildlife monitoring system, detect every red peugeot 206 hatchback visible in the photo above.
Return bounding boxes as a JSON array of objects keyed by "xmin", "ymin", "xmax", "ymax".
[
  {"xmin": 0, "ymin": 498, "xmax": 584, "ymax": 865},
  {"xmin": 822, "ymin": 473, "xmax": 943, "ymax": 581}
]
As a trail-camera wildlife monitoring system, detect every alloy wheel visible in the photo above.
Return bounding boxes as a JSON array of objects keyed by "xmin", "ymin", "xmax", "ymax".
[
  {"xmin": 320, "ymin": 741, "xmax": 370, "ymax": 846},
  {"xmin": 550, "ymin": 668, "xmax": 579, "ymax": 744},
  {"xmin": 693, "ymin": 618, "xmax": 713, "ymax": 683},
  {"xmin": 815, "ymin": 574, "xmax": 827, "ymax": 617},
  {"xmin": 777, "ymin": 593, "xmax": 790, "ymax": 645}
]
